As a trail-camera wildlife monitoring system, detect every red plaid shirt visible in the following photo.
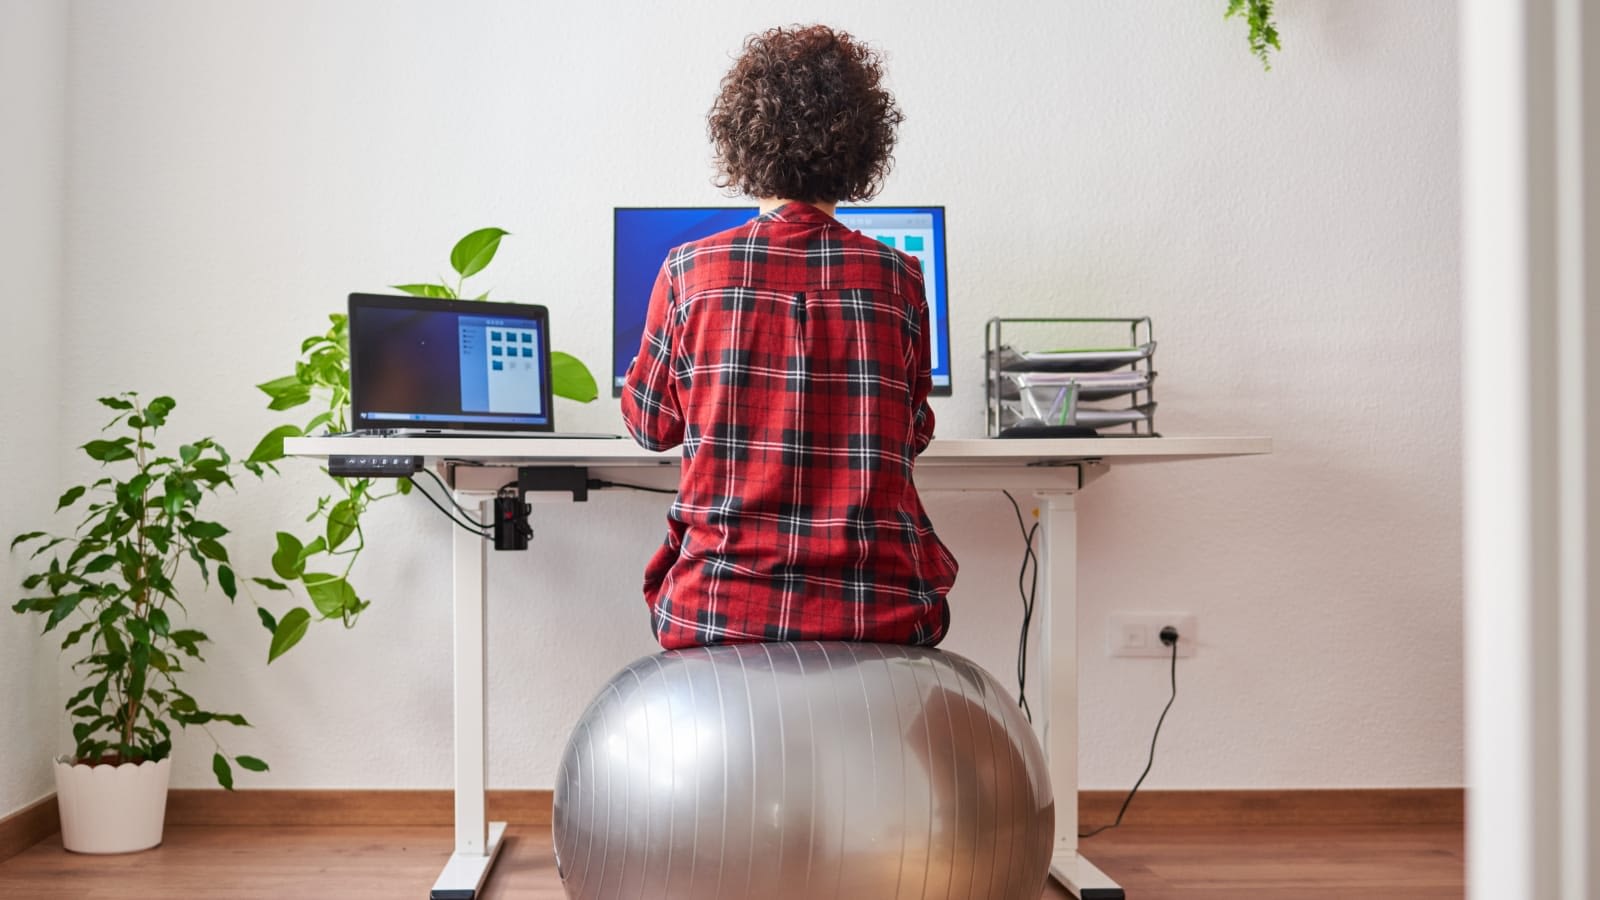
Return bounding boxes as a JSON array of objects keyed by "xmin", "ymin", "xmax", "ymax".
[{"xmin": 621, "ymin": 201, "xmax": 958, "ymax": 650}]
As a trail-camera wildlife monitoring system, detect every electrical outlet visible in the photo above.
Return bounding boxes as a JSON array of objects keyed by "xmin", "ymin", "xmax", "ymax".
[{"xmin": 1107, "ymin": 612, "xmax": 1197, "ymax": 658}]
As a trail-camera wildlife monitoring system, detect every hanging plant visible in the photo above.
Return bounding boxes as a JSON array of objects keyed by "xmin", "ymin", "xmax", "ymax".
[{"xmin": 1227, "ymin": 0, "xmax": 1281, "ymax": 70}]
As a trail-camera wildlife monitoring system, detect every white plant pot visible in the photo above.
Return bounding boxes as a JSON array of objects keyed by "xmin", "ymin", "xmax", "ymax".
[{"xmin": 53, "ymin": 755, "xmax": 172, "ymax": 854}]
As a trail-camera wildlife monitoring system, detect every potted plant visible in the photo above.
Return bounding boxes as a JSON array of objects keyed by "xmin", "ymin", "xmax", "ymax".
[{"xmin": 10, "ymin": 392, "xmax": 266, "ymax": 854}]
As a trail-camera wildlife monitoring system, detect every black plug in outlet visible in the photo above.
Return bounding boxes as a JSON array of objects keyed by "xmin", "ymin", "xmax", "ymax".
[{"xmin": 1159, "ymin": 625, "xmax": 1179, "ymax": 647}]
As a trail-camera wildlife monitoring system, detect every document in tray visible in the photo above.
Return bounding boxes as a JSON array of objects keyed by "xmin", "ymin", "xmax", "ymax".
[
  {"xmin": 998, "ymin": 341, "xmax": 1158, "ymax": 373},
  {"xmin": 1072, "ymin": 402, "xmax": 1157, "ymax": 428}
]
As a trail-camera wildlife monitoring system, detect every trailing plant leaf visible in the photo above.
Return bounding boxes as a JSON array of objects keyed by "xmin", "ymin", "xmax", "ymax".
[
  {"xmin": 302, "ymin": 573, "xmax": 355, "ymax": 618},
  {"xmin": 450, "ymin": 227, "xmax": 510, "ymax": 280},
  {"xmin": 267, "ymin": 607, "xmax": 310, "ymax": 663},
  {"xmin": 271, "ymin": 532, "xmax": 305, "ymax": 581},
  {"xmin": 392, "ymin": 283, "xmax": 455, "ymax": 299},
  {"xmin": 552, "ymin": 351, "xmax": 599, "ymax": 403},
  {"xmin": 1226, "ymin": 0, "xmax": 1281, "ymax": 70},
  {"xmin": 247, "ymin": 425, "xmax": 303, "ymax": 466}
]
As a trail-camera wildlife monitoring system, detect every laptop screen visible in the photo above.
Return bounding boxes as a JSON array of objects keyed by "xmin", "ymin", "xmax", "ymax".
[
  {"xmin": 611, "ymin": 206, "xmax": 952, "ymax": 396},
  {"xmin": 348, "ymin": 293, "xmax": 554, "ymax": 432}
]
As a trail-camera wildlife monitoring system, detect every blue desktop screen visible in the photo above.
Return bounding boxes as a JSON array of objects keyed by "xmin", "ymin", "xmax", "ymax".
[{"xmin": 612, "ymin": 206, "xmax": 952, "ymax": 395}]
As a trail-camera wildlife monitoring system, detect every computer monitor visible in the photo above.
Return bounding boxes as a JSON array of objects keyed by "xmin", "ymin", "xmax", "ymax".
[
  {"xmin": 612, "ymin": 206, "xmax": 952, "ymax": 396},
  {"xmin": 347, "ymin": 293, "xmax": 554, "ymax": 433}
]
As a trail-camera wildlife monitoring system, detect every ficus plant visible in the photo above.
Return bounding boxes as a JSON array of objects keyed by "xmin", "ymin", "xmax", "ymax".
[
  {"xmin": 1226, "ymin": 0, "xmax": 1281, "ymax": 70},
  {"xmin": 243, "ymin": 227, "xmax": 598, "ymax": 663},
  {"xmin": 10, "ymin": 393, "xmax": 266, "ymax": 789}
]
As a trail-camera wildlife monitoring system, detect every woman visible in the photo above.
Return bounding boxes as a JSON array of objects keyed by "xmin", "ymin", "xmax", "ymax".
[{"xmin": 621, "ymin": 24, "xmax": 957, "ymax": 650}]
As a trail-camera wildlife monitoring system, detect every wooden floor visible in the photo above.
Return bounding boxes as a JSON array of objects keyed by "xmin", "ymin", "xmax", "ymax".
[{"xmin": 0, "ymin": 822, "xmax": 1463, "ymax": 899}]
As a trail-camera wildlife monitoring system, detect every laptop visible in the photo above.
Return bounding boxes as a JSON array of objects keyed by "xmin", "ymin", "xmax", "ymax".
[{"xmin": 346, "ymin": 292, "xmax": 619, "ymax": 438}]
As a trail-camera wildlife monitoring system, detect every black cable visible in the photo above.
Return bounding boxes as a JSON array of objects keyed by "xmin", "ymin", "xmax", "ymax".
[
  {"xmin": 1080, "ymin": 634, "xmax": 1180, "ymax": 839},
  {"xmin": 595, "ymin": 480, "xmax": 681, "ymax": 493},
  {"xmin": 1001, "ymin": 490, "xmax": 1039, "ymax": 723},
  {"xmin": 404, "ymin": 475, "xmax": 489, "ymax": 535},
  {"xmin": 416, "ymin": 467, "xmax": 486, "ymax": 521}
]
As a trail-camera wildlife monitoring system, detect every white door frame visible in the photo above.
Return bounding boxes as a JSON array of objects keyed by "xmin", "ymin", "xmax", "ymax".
[{"xmin": 1460, "ymin": 0, "xmax": 1598, "ymax": 896}]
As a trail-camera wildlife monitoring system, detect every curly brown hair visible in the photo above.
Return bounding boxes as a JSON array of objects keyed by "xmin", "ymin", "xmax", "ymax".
[{"xmin": 708, "ymin": 25, "xmax": 904, "ymax": 204}]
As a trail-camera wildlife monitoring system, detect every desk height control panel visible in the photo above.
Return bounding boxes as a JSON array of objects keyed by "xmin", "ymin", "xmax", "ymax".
[{"xmin": 328, "ymin": 455, "xmax": 424, "ymax": 478}]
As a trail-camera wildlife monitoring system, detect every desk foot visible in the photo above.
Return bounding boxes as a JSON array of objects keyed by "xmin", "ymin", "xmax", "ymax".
[
  {"xmin": 1050, "ymin": 848, "xmax": 1124, "ymax": 899},
  {"xmin": 429, "ymin": 821, "xmax": 507, "ymax": 900}
]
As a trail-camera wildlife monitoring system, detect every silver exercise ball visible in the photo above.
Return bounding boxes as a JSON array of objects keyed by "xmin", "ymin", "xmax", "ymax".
[{"xmin": 552, "ymin": 641, "xmax": 1054, "ymax": 900}]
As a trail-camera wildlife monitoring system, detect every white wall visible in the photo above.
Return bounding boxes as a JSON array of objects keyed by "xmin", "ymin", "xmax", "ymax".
[
  {"xmin": 59, "ymin": 0, "xmax": 1461, "ymax": 791},
  {"xmin": 0, "ymin": 0, "xmax": 68, "ymax": 818}
]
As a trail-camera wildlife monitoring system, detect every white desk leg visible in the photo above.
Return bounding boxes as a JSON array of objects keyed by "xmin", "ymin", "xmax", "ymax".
[
  {"xmin": 1037, "ymin": 490, "xmax": 1124, "ymax": 900},
  {"xmin": 432, "ymin": 495, "xmax": 506, "ymax": 900}
]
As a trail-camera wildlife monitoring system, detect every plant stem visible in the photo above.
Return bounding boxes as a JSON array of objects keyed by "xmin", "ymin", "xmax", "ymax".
[{"xmin": 122, "ymin": 400, "xmax": 150, "ymax": 756}]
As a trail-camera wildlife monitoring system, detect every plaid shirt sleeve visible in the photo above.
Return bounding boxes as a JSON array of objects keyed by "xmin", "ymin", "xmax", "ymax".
[{"xmin": 620, "ymin": 262, "xmax": 683, "ymax": 451}]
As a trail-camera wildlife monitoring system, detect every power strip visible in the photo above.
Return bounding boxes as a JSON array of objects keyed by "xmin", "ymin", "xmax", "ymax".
[{"xmin": 328, "ymin": 454, "xmax": 424, "ymax": 478}]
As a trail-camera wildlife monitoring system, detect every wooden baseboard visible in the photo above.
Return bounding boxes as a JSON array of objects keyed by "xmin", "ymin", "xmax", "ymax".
[
  {"xmin": 164, "ymin": 787, "xmax": 1463, "ymax": 829},
  {"xmin": 0, "ymin": 796, "xmax": 59, "ymax": 863},
  {"xmin": 166, "ymin": 789, "xmax": 554, "ymax": 827},
  {"xmin": 1079, "ymin": 788, "xmax": 1463, "ymax": 827}
]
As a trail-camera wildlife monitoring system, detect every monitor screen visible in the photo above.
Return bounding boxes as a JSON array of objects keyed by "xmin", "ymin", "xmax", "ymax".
[
  {"xmin": 348, "ymin": 293, "xmax": 554, "ymax": 432},
  {"xmin": 612, "ymin": 206, "xmax": 952, "ymax": 396}
]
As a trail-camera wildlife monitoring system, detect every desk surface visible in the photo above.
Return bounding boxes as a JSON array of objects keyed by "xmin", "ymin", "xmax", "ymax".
[{"xmin": 285, "ymin": 435, "xmax": 1271, "ymax": 467}]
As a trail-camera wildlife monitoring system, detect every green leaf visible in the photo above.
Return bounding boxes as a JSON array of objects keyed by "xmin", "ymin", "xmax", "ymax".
[
  {"xmin": 144, "ymin": 396, "xmax": 175, "ymax": 428},
  {"xmin": 170, "ymin": 629, "xmax": 207, "ymax": 654},
  {"xmin": 392, "ymin": 283, "xmax": 455, "ymax": 299},
  {"xmin": 218, "ymin": 564, "xmax": 237, "ymax": 600},
  {"xmin": 148, "ymin": 607, "xmax": 171, "ymax": 636},
  {"xmin": 197, "ymin": 538, "xmax": 229, "ymax": 562},
  {"xmin": 449, "ymin": 227, "xmax": 510, "ymax": 279},
  {"xmin": 267, "ymin": 383, "xmax": 312, "ymax": 411},
  {"xmin": 251, "ymin": 577, "xmax": 289, "ymax": 591},
  {"xmin": 60, "ymin": 620, "xmax": 95, "ymax": 651},
  {"xmin": 551, "ymin": 351, "xmax": 599, "ymax": 402},
  {"xmin": 247, "ymin": 425, "xmax": 303, "ymax": 465},
  {"xmin": 97, "ymin": 396, "xmax": 134, "ymax": 411},
  {"xmin": 325, "ymin": 499, "xmax": 357, "ymax": 550},
  {"xmin": 302, "ymin": 573, "xmax": 355, "ymax": 618},
  {"xmin": 268, "ymin": 607, "xmax": 311, "ymax": 663},
  {"xmin": 179, "ymin": 443, "xmax": 200, "ymax": 465},
  {"xmin": 10, "ymin": 531, "xmax": 47, "ymax": 550},
  {"xmin": 256, "ymin": 375, "xmax": 304, "ymax": 399},
  {"xmin": 83, "ymin": 439, "xmax": 135, "ymax": 462},
  {"xmin": 102, "ymin": 624, "xmax": 127, "ymax": 657},
  {"xmin": 256, "ymin": 607, "xmax": 278, "ymax": 633},
  {"xmin": 56, "ymin": 485, "xmax": 87, "ymax": 510},
  {"xmin": 271, "ymin": 532, "xmax": 305, "ymax": 580},
  {"xmin": 235, "ymin": 755, "xmax": 270, "ymax": 773},
  {"xmin": 185, "ymin": 520, "xmax": 228, "ymax": 540},
  {"xmin": 212, "ymin": 752, "xmax": 234, "ymax": 791},
  {"xmin": 44, "ymin": 593, "xmax": 82, "ymax": 632}
]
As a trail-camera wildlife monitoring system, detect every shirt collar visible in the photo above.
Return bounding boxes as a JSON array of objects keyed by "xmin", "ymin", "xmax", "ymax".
[{"xmin": 758, "ymin": 201, "xmax": 840, "ymax": 226}]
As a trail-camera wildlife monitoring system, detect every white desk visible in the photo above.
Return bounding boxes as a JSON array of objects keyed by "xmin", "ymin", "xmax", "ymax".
[{"xmin": 286, "ymin": 435, "xmax": 1269, "ymax": 900}]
